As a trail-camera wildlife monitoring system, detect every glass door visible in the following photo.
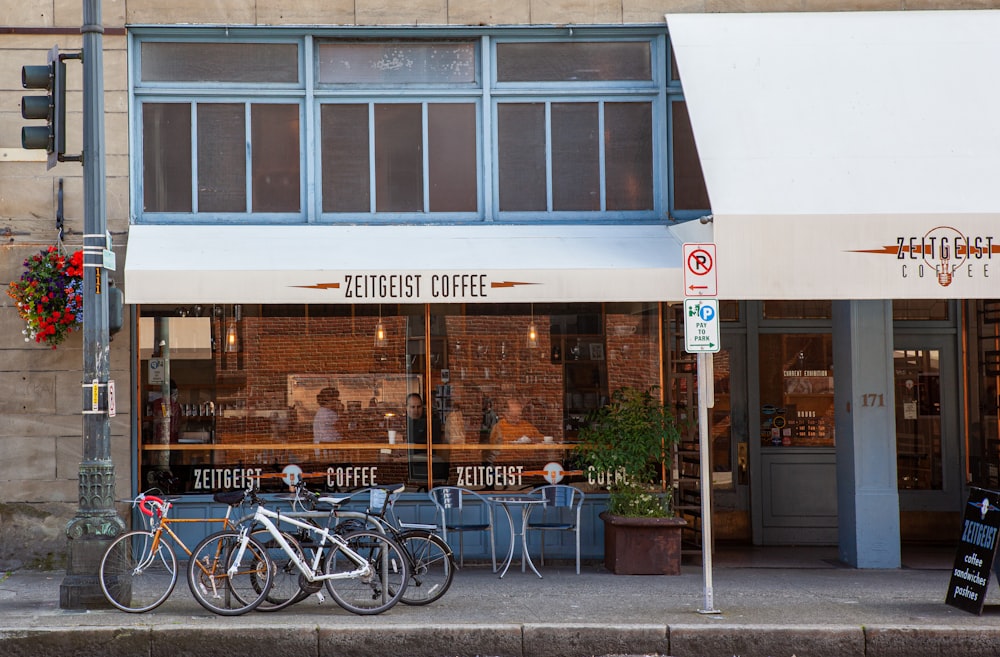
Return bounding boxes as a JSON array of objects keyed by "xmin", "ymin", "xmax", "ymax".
[{"xmin": 893, "ymin": 335, "xmax": 961, "ymax": 511}]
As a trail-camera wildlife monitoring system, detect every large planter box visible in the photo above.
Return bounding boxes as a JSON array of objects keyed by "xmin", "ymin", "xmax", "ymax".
[{"xmin": 600, "ymin": 512, "xmax": 687, "ymax": 575}]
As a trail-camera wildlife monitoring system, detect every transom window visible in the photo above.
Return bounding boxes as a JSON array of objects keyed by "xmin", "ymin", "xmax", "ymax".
[{"xmin": 131, "ymin": 30, "xmax": 707, "ymax": 224}]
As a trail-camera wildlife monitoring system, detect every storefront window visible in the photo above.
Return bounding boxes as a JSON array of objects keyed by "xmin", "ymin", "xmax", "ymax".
[
  {"xmin": 762, "ymin": 301, "xmax": 833, "ymax": 320},
  {"xmin": 134, "ymin": 33, "xmax": 703, "ymax": 223},
  {"xmin": 496, "ymin": 41, "xmax": 652, "ymax": 83},
  {"xmin": 140, "ymin": 42, "xmax": 299, "ymax": 84},
  {"xmin": 670, "ymin": 101, "xmax": 709, "ymax": 211},
  {"xmin": 142, "ymin": 101, "xmax": 302, "ymax": 214},
  {"xmin": 137, "ymin": 302, "xmax": 663, "ymax": 495},
  {"xmin": 317, "ymin": 41, "xmax": 477, "ymax": 85},
  {"xmin": 892, "ymin": 300, "xmax": 949, "ymax": 321},
  {"xmin": 496, "ymin": 101, "xmax": 654, "ymax": 212},
  {"xmin": 758, "ymin": 333, "xmax": 835, "ymax": 448}
]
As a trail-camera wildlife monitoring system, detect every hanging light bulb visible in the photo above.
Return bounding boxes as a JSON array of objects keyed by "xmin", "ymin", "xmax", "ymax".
[
  {"xmin": 374, "ymin": 305, "xmax": 388, "ymax": 347},
  {"xmin": 527, "ymin": 304, "xmax": 539, "ymax": 348},
  {"xmin": 225, "ymin": 304, "xmax": 240, "ymax": 352},
  {"xmin": 225, "ymin": 321, "xmax": 238, "ymax": 352}
]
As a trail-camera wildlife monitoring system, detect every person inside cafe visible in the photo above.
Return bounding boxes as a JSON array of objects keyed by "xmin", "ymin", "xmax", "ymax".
[
  {"xmin": 489, "ymin": 397, "xmax": 543, "ymax": 445},
  {"xmin": 152, "ymin": 379, "xmax": 182, "ymax": 443},
  {"xmin": 406, "ymin": 392, "xmax": 447, "ymax": 484},
  {"xmin": 484, "ymin": 397, "xmax": 543, "ymax": 475},
  {"xmin": 313, "ymin": 386, "xmax": 344, "ymax": 444}
]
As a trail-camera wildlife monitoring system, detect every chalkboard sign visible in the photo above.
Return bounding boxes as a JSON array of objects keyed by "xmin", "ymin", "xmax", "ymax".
[{"xmin": 945, "ymin": 487, "xmax": 1000, "ymax": 615}]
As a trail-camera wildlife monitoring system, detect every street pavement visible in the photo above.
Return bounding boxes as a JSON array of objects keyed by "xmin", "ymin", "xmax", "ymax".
[{"xmin": 1, "ymin": 545, "xmax": 999, "ymax": 657}]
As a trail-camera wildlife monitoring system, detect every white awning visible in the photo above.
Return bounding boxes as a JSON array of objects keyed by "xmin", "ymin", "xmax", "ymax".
[
  {"xmin": 123, "ymin": 223, "xmax": 697, "ymax": 305},
  {"xmin": 668, "ymin": 10, "xmax": 1000, "ymax": 299}
]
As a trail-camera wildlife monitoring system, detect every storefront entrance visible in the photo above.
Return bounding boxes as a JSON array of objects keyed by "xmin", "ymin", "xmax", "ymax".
[
  {"xmin": 743, "ymin": 329, "xmax": 962, "ymax": 546},
  {"xmin": 753, "ymin": 332, "xmax": 838, "ymax": 545},
  {"xmin": 894, "ymin": 336, "xmax": 962, "ymax": 516}
]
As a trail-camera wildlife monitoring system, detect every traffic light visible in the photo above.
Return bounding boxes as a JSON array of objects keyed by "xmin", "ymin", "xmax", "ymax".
[{"xmin": 21, "ymin": 46, "xmax": 66, "ymax": 170}]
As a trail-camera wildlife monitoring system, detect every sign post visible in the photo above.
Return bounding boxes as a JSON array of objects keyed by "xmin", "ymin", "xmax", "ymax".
[{"xmin": 683, "ymin": 243, "xmax": 721, "ymax": 615}]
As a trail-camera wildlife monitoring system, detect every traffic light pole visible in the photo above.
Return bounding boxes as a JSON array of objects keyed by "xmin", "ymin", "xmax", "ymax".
[{"xmin": 58, "ymin": 0, "xmax": 124, "ymax": 609}]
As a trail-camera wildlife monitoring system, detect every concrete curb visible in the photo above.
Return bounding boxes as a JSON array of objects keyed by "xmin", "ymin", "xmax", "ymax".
[
  {"xmin": 7, "ymin": 622, "xmax": 1000, "ymax": 657},
  {"xmin": 865, "ymin": 626, "xmax": 1000, "ymax": 657},
  {"xmin": 669, "ymin": 624, "xmax": 864, "ymax": 657}
]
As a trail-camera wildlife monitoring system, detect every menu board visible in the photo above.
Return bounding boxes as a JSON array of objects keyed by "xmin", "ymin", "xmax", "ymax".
[{"xmin": 945, "ymin": 487, "xmax": 1000, "ymax": 615}]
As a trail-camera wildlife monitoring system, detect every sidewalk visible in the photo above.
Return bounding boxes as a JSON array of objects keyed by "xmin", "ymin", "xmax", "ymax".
[{"xmin": 1, "ymin": 546, "xmax": 999, "ymax": 657}]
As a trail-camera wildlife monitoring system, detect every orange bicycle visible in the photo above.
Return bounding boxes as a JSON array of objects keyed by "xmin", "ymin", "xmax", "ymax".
[{"xmin": 98, "ymin": 489, "xmax": 271, "ymax": 613}]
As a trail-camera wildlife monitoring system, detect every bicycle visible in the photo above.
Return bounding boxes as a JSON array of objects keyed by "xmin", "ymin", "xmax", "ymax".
[
  {"xmin": 98, "ymin": 488, "xmax": 284, "ymax": 614},
  {"xmin": 234, "ymin": 480, "xmax": 454, "ymax": 608},
  {"xmin": 188, "ymin": 491, "xmax": 410, "ymax": 616},
  {"xmin": 314, "ymin": 483, "xmax": 455, "ymax": 606},
  {"xmin": 98, "ymin": 489, "xmax": 269, "ymax": 613}
]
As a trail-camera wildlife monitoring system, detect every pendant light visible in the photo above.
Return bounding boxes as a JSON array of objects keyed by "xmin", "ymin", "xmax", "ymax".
[
  {"xmin": 374, "ymin": 305, "xmax": 388, "ymax": 347},
  {"xmin": 527, "ymin": 304, "xmax": 539, "ymax": 349},
  {"xmin": 225, "ymin": 304, "xmax": 241, "ymax": 352}
]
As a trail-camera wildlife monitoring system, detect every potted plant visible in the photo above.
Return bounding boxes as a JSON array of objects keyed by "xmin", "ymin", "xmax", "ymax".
[{"xmin": 576, "ymin": 386, "xmax": 686, "ymax": 575}]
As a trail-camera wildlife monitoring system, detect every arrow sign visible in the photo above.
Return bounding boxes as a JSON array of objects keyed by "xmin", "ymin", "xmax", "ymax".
[
  {"xmin": 684, "ymin": 298, "xmax": 720, "ymax": 353},
  {"xmin": 683, "ymin": 243, "xmax": 718, "ymax": 297}
]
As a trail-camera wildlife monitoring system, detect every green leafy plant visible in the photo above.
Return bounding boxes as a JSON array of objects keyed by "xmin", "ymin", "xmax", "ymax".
[
  {"xmin": 7, "ymin": 246, "xmax": 84, "ymax": 349},
  {"xmin": 575, "ymin": 386, "xmax": 681, "ymax": 518}
]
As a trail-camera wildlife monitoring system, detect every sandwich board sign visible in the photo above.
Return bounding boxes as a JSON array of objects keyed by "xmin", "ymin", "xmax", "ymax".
[{"xmin": 945, "ymin": 487, "xmax": 1000, "ymax": 615}]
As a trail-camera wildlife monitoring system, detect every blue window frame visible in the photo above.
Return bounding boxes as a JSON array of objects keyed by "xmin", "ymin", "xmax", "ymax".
[{"xmin": 129, "ymin": 28, "xmax": 708, "ymax": 225}]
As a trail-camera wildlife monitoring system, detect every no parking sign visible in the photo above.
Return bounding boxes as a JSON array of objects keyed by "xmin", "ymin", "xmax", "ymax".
[{"xmin": 683, "ymin": 243, "xmax": 717, "ymax": 296}]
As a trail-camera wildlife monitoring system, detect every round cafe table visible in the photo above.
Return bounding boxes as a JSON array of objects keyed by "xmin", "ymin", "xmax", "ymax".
[{"xmin": 488, "ymin": 493, "xmax": 546, "ymax": 578}]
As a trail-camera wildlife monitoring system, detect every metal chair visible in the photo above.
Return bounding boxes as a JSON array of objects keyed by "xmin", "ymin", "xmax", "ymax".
[
  {"xmin": 428, "ymin": 486, "xmax": 496, "ymax": 570},
  {"xmin": 527, "ymin": 485, "xmax": 585, "ymax": 574}
]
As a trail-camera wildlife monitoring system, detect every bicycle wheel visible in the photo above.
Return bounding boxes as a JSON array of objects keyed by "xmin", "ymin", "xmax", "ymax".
[
  {"xmin": 250, "ymin": 529, "xmax": 311, "ymax": 612},
  {"xmin": 187, "ymin": 530, "xmax": 272, "ymax": 616},
  {"xmin": 397, "ymin": 530, "xmax": 454, "ymax": 606},
  {"xmin": 99, "ymin": 530, "xmax": 177, "ymax": 613},
  {"xmin": 323, "ymin": 530, "xmax": 408, "ymax": 615}
]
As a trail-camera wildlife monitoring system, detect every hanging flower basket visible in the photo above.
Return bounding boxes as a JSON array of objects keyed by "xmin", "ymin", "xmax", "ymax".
[{"xmin": 7, "ymin": 246, "xmax": 84, "ymax": 349}]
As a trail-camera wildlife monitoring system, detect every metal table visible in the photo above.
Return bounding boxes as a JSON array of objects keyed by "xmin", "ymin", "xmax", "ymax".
[{"xmin": 488, "ymin": 494, "xmax": 545, "ymax": 578}]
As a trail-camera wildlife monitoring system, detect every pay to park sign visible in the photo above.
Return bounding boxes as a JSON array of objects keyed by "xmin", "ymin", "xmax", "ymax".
[
  {"xmin": 683, "ymin": 298, "xmax": 720, "ymax": 354},
  {"xmin": 946, "ymin": 487, "xmax": 1000, "ymax": 615}
]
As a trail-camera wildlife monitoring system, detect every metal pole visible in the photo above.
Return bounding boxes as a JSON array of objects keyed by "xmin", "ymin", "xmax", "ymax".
[
  {"xmin": 59, "ymin": 0, "xmax": 124, "ymax": 609},
  {"xmin": 697, "ymin": 352, "xmax": 720, "ymax": 614}
]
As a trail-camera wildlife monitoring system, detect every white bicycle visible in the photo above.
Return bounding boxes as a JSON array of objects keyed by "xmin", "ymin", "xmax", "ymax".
[{"xmin": 188, "ymin": 492, "xmax": 409, "ymax": 616}]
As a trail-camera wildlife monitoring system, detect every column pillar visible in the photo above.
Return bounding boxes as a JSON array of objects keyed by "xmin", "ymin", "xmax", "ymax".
[{"xmin": 832, "ymin": 300, "xmax": 901, "ymax": 568}]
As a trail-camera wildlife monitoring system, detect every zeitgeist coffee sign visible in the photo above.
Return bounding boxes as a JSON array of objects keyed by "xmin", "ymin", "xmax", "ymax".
[{"xmin": 945, "ymin": 487, "xmax": 1000, "ymax": 615}]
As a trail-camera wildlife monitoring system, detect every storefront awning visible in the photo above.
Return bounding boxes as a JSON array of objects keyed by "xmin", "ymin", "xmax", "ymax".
[
  {"xmin": 667, "ymin": 11, "xmax": 1000, "ymax": 299},
  {"xmin": 123, "ymin": 223, "xmax": 699, "ymax": 305}
]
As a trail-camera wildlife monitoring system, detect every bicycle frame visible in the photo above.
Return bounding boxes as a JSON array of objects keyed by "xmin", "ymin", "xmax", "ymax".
[{"xmin": 232, "ymin": 505, "xmax": 371, "ymax": 583}]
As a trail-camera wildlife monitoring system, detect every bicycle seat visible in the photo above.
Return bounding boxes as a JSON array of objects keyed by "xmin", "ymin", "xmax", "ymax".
[
  {"xmin": 213, "ymin": 491, "xmax": 246, "ymax": 506},
  {"xmin": 317, "ymin": 496, "xmax": 350, "ymax": 507}
]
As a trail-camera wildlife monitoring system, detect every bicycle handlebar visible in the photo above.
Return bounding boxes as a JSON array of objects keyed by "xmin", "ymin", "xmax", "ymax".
[{"xmin": 137, "ymin": 494, "xmax": 169, "ymax": 518}]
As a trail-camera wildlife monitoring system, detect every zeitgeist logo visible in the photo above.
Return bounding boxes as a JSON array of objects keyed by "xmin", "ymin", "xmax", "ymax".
[
  {"xmin": 972, "ymin": 497, "xmax": 1000, "ymax": 520},
  {"xmin": 852, "ymin": 225, "xmax": 997, "ymax": 287}
]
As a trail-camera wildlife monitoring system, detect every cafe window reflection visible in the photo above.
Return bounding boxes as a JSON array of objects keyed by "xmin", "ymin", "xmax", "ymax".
[{"xmin": 137, "ymin": 302, "xmax": 665, "ymax": 495}]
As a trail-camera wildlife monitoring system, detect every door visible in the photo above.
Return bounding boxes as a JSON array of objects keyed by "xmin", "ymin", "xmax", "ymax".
[
  {"xmin": 894, "ymin": 336, "xmax": 962, "ymax": 513},
  {"xmin": 754, "ymin": 332, "xmax": 838, "ymax": 545}
]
